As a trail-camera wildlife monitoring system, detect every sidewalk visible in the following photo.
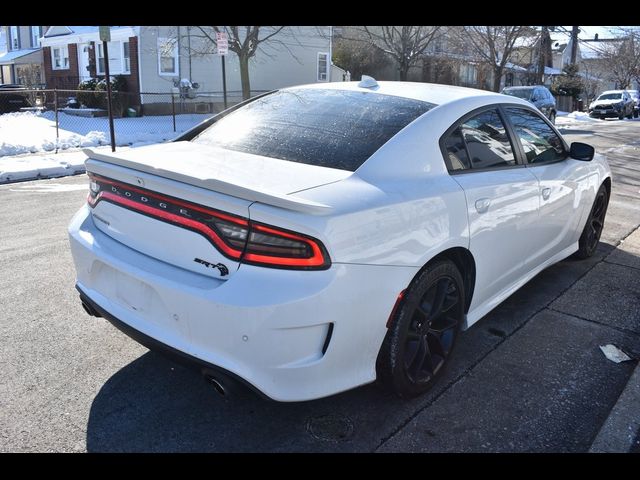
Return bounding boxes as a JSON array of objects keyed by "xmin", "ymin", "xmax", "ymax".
[{"xmin": 589, "ymin": 227, "xmax": 640, "ymax": 453}]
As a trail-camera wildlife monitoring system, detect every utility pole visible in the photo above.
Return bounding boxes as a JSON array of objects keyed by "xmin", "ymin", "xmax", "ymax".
[
  {"xmin": 537, "ymin": 26, "xmax": 549, "ymax": 84},
  {"xmin": 99, "ymin": 26, "xmax": 116, "ymax": 152},
  {"xmin": 570, "ymin": 26, "xmax": 579, "ymax": 66}
]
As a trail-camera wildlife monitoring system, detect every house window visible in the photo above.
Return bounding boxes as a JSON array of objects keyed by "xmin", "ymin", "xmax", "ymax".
[
  {"xmin": 123, "ymin": 41, "xmax": 131, "ymax": 72},
  {"xmin": 97, "ymin": 41, "xmax": 131, "ymax": 75},
  {"xmin": 505, "ymin": 72, "xmax": 514, "ymax": 87},
  {"xmin": 158, "ymin": 37, "xmax": 178, "ymax": 76},
  {"xmin": 10, "ymin": 26, "xmax": 19, "ymax": 50},
  {"xmin": 459, "ymin": 64, "xmax": 477, "ymax": 86},
  {"xmin": 51, "ymin": 46, "xmax": 69, "ymax": 70},
  {"xmin": 30, "ymin": 26, "xmax": 42, "ymax": 48},
  {"xmin": 317, "ymin": 52, "xmax": 329, "ymax": 82}
]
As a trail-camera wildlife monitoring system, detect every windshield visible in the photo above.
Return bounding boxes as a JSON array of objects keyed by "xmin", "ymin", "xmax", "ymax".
[
  {"xmin": 598, "ymin": 93, "xmax": 622, "ymax": 101},
  {"xmin": 192, "ymin": 88, "xmax": 436, "ymax": 171},
  {"xmin": 502, "ymin": 88, "xmax": 533, "ymax": 100}
]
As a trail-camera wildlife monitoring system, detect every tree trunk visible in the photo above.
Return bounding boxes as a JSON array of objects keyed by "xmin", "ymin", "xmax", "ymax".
[
  {"xmin": 239, "ymin": 53, "xmax": 251, "ymax": 100},
  {"xmin": 492, "ymin": 66, "xmax": 503, "ymax": 92},
  {"xmin": 399, "ymin": 63, "xmax": 409, "ymax": 81}
]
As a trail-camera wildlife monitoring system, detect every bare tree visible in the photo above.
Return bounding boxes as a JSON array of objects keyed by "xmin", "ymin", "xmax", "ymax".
[
  {"xmin": 193, "ymin": 26, "xmax": 287, "ymax": 100},
  {"xmin": 457, "ymin": 26, "xmax": 535, "ymax": 92},
  {"xmin": 594, "ymin": 33, "xmax": 640, "ymax": 89},
  {"xmin": 354, "ymin": 26, "xmax": 442, "ymax": 81}
]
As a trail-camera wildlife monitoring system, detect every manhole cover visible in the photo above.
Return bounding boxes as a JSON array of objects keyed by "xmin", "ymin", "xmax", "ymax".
[{"xmin": 306, "ymin": 414, "xmax": 354, "ymax": 441}]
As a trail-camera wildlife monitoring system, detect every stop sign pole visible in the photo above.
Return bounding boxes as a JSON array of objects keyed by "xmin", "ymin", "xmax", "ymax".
[
  {"xmin": 99, "ymin": 26, "xmax": 116, "ymax": 152},
  {"xmin": 216, "ymin": 31, "xmax": 228, "ymax": 109}
]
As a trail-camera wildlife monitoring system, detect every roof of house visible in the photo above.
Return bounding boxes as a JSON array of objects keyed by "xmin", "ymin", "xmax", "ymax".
[
  {"xmin": 41, "ymin": 26, "xmax": 137, "ymax": 47},
  {"xmin": 0, "ymin": 48, "xmax": 41, "ymax": 65}
]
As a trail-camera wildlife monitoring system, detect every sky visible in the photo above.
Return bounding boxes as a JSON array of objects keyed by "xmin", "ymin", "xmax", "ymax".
[{"xmin": 558, "ymin": 26, "xmax": 634, "ymax": 40}]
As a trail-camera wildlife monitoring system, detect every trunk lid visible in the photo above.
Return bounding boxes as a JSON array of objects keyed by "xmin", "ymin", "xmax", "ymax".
[{"xmin": 84, "ymin": 142, "xmax": 349, "ymax": 280}]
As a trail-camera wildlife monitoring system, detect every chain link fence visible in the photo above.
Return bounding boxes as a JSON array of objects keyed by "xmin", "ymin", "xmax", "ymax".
[{"xmin": 0, "ymin": 88, "xmax": 267, "ymax": 157}]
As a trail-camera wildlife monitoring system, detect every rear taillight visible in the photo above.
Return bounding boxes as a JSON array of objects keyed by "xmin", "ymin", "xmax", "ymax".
[{"xmin": 87, "ymin": 173, "xmax": 330, "ymax": 270}]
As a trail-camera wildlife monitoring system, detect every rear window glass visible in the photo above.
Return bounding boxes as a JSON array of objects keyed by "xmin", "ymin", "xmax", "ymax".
[
  {"xmin": 192, "ymin": 88, "xmax": 436, "ymax": 171},
  {"xmin": 503, "ymin": 88, "xmax": 533, "ymax": 101}
]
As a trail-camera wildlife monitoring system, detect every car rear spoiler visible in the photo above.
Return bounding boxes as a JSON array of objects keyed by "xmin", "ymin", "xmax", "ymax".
[{"xmin": 83, "ymin": 148, "xmax": 333, "ymax": 215}]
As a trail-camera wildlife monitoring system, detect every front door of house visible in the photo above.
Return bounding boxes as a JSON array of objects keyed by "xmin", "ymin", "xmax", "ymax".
[{"xmin": 77, "ymin": 43, "xmax": 91, "ymax": 82}]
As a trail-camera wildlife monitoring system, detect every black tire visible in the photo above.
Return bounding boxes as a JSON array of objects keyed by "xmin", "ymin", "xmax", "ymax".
[
  {"xmin": 618, "ymin": 113, "xmax": 624, "ymax": 120},
  {"xmin": 376, "ymin": 259, "xmax": 465, "ymax": 398},
  {"xmin": 575, "ymin": 184, "xmax": 609, "ymax": 259},
  {"xmin": 634, "ymin": 110, "xmax": 639, "ymax": 119},
  {"xmin": 549, "ymin": 111, "xmax": 556, "ymax": 125},
  {"xmin": 626, "ymin": 111, "xmax": 633, "ymax": 119}
]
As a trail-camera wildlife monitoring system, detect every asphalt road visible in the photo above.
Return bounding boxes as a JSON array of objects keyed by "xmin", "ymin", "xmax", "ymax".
[{"xmin": 1, "ymin": 118, "xmax": 640, "ymax": 452}]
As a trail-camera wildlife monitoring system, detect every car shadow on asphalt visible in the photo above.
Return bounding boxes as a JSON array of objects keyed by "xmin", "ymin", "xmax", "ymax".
[{"xmin": 84, "ymin": 241, "xmax": 630, "ymax": 452}]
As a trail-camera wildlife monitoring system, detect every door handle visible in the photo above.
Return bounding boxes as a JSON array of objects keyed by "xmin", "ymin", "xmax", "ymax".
[
  {"xmin": 541, "ymin": 187, "xmax": 551, "ymax": 200},
  {"xmin": 475, "ymin": 198, "xmax": 491, "ymax": 213}
]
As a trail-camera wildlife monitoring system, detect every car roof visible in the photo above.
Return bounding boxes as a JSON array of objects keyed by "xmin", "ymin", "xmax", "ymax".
[
  {"xmin": 503, "ymin": 86, "xmax": 538, "ymax": 90},
  {"xmin": 601, "ymin": 90, "xmax": 626, "ymax": 94},
  {"xmin": 285, "ymin": 81, "xmax": 508, "ymax": 107}
]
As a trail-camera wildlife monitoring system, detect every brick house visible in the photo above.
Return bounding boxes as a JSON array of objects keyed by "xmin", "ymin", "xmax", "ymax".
[{"xmin": 41, "ymin": 26, "xmax": 140, "ymax": 106}]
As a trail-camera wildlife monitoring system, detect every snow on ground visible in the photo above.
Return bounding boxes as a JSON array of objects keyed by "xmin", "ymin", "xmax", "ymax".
[
  {"xmin": 556, "ymin": 110, "xmax": 599, "ymax": 126},
  {"xmin": 0, "ymin": 110, "xmax": 214, "ymax": 182},
  {"xmin": 0, "ymin": 110, "xmax": 212, "ymax": 157},
  {"xmin": 0, "ymin": 146, "xmax": 133, "ymax": 183}
]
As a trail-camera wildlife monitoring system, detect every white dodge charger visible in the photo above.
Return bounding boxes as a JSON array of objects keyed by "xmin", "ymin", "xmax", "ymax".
[{"xmin": 69, "ymin": 80, "xmax": 611, "ymax": 401}]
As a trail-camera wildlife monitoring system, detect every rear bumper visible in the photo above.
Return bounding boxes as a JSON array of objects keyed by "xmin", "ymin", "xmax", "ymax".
[
  {"xmin": 76, "ymin": 285, "xmax": 268, "ymax": 398},
  {"xmin": 68, "ymin": 205, "xmax": 417, "ymax": 401}
]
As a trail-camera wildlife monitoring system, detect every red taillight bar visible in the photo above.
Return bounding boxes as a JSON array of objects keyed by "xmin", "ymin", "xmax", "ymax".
[{"xmin": 87, "ymin": 173, "xmax": 330, "ymax": 270}]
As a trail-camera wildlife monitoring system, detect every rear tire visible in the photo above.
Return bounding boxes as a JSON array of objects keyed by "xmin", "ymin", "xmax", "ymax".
[
  {"xmin": 549, "ymin": 111, "xmax": 556, "ymax": 124},
  {"xmin": 376, "ymin": 259, "xmax": 465, "ymax": 398},
  {"xmin": 575, "ymin": 184, "xmax": 609, "ymax": 259}
]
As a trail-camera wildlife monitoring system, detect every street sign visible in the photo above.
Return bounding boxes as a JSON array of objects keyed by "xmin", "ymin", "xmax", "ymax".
[
  {"xmin": 99, "ymin": 26, "xmax": 111, "ymax": 42},
  {"xmin": 216, "ymin": 31, "xmax": 228, "ymax": 55}
]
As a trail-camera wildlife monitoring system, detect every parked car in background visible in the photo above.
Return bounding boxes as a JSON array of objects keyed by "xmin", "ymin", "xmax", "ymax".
[
  {"xmin": 501, "ymin": 85, "xmax": 557, "ymax": 124},
  {"xmin": 626, "ymin": 90, "xmax": 639, "ymax": 118},
  {"xmin": 0, "ymin": 84, "xmax": 32, "ymax": 114},
  {"xmin": 589, "ymin": 90, "xmax": 634, "ymax": 120},
  {"xmin": 70, "ymin": 81, "xmax": 611, "ymax": 401}
]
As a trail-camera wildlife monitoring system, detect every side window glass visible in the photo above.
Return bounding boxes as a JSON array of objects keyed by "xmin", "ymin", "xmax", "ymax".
[
  {"xmin": 505, "ymin": 107, "xmax": 567, "ymax": 164},
  {"xmin": 459, "ymin": 109, "xmax": 517, "ymax": 169},
  {"xmin": 444, "ymin": 127, "xmax": 471, "ymax": 171}
]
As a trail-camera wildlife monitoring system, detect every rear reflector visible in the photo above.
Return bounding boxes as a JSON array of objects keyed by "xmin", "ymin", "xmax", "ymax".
[{"xmin": 87, "ymin": 173, "xmax": 330, "ymax": 270}]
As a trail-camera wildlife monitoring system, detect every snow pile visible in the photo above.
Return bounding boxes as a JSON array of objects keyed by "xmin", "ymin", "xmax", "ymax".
[
  {"xmin": 0, "ymin": 150, "xmax": 89, "ymax": 183},
  {"xmin": 0, "ymin": 110, "xmax": 212, "ymax": 157},
  {"xmin": 555, "ymin": 110, "xmax": 600, "ymax": 127},
  {"xmin": 566, "ymin": 111, "xmax": 597, "ymax": 122}
]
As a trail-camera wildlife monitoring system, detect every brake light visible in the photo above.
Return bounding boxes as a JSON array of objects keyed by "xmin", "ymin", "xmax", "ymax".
[{"xmin": 86, "ymin": 173, "xmax": 330, "ymax": 270}]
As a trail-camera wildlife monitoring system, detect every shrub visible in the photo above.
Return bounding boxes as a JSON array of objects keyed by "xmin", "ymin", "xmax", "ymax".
[
  {"xmin": 95, "ymin": 75, "xmax": 129, "ymax": 116},
  {"xmin": 76, "ymin": 78, "xmax": 100, "ymax": 108}
]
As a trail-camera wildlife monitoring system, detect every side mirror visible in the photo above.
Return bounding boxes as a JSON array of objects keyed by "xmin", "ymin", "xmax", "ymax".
[{"xmin": 570, "ymin": 142, "xmax": 595, "ymax": 161}]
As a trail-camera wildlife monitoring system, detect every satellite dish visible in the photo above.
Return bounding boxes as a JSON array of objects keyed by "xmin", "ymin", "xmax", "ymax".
[{"xmin": 358, "ymin": 75, "xmax": 379, "ymax": 89}]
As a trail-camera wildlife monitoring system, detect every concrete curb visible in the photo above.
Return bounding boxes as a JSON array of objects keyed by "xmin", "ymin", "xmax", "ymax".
[{"xmin": 589, "ymin": 359, "xmax": 640, "ymax": 452}]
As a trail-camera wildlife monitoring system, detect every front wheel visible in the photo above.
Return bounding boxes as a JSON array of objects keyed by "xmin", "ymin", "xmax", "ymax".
[
  {"xmin": 376, "ymin": 259, "xmax": 465, "ymax": 398},
  {"xmin": 548, "ymin": 111, "xmax": 556, "ymax": 125},
  {"xmin": 575, "ymin": 184, "xmax": 609, "ymax": 259}
]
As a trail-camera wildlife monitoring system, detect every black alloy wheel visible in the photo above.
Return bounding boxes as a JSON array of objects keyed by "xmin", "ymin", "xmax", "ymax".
[
  {"xmin": 575, "ymin": 184, "xmax": 609, "ymax": 259},
  {"xmin": 377, "ymin": 260, "xmax": 465, "ymax": 398}
]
